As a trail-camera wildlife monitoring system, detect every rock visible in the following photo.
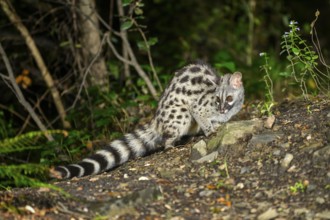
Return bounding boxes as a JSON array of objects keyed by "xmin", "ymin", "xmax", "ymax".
[
  {"xmin": 190, "ymin": 119, "xmax": 263, "ymax": 162},
  {"xmin": 248, "ymin": 132, "xmax": 284, "ymax": 149},
  {"xmin": 235, "ymin": 182, "xmax": 244, "ymax": 189},
  {"xmin": 281, "ymin": 153, "xmax": 294, "ymax": 169},
  {"xmin": 194, "ymin": 151, "xmax": 219, "ymax": 163},
  {"xmin": 190, "ymin": 140, "xmax": 207, "ymax": 161},
  {"xmin": 273, "ymin": 149, "xmax": 281, "ymax": 156},
  {"xmin": 208, "ymin": 119, "xmax": 263, "ymax": 151},
  {"xmin": 199, "ymin": 190, "xmax": 213, "ymax": 197},
  {"xmin": 294, "ymin": 208, "xmax": 309, "ymax": 215},
  {"xmin": 280, "ymin": 142, "xmax": 290, "ymax": 148},
  {"xmin": 306, "ymin": 184, "xmax": 317, "ymax": 192},
  {"xmin": 313, "ymin": 145, "xmax": 330, "ymax": 162},
  {"xmin": 257, "ymin": 208, "xmax": 278, "ymax": 220},
  {"xmin": 315, "ymin": 210, "xmax": 330, "ymax": 219},
  {"xmin": 264, "ymin": 115, "xmax": 276, "ymax": 129},
  {"xmin": 315, "ymin": 197, "xmax": 325, "ymax": 204},
  {"xmin": 240, "ymin": 166, "xmax": 249, "ymax": 174}
]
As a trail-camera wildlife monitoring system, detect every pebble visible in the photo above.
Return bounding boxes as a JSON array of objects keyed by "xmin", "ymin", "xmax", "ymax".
[
  {"xmin": 138, "ymin": 176, "xmax": 149, "ymax": 181},
  {"xmin": 235, "ymin": 182, "xmax": 244, "ymax": 189},
  {"xmin": 190, "ymin": 140, "xmax": 207, "ymax": 161},
  {"xmin": 240, "ymin": 166, "xmax": 249, "ymax": 174},
  {"xmin": 273, "ymin": 149, "xmax": 281, "ymax": 156},
  {"xmin": 199, "ymin": 190, "xmax": 213, "ymax": 197},
  {"xmin": 250, "ymin": 208, "xmax": 257, "ymax": 213},
  {"xmin": 316, "ymin": 197, "xmax": 325, "ymax": 204},
  {"xmin": 195, "ymin": 151, "xmax": 219, "ymax": 163},
  {"xmin": 257, "ymin": 208, "xmax": 278, "ymax": 220},
  {"xmin": 281, "ymin": 153, "xmax": 294, "ymax": 169},
  {"xmin": 315, "ymin": 210, "xmax": 330, "ymax": 219},
  {"xmin": 306, "ymin": 184, "xmax": 317, "ymax": 192},
  {"xmin": 280, "ymin": 142, "xmax": 290, "ymax": 148},
  {"xmin": 264, "ymin": 115, "xmax": 276, "ymax": 129},
  {"xmin": 294, "ymin": 208, "xmax": 309, "ymax": 215}
]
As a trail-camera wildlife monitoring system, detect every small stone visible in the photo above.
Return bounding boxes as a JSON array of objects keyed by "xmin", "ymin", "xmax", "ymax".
[
  {"xmin": 294, "ymin": 208, "xmax": 309, "ymax": 215},
  {"xmin": 195, "ymin": 151, "xmax": 219, "ymax": 163},
  {"xmin": 199, "ymin": 190, "xmax": 213, "ymax": 197},
  {"xmin": 190, "ymin": 140, "xmax": 208, "ymax": 161},
  {"xmin": 251, "ymin": 208, "xmax": 257, "ymax": 213},
  {"xmin": 315, "ymin": 210, "xmax": 330, "ymax": 219},
  {"xmin": 248, "ymin": 132, "xmax": 284, "ymax": 149},
  {"xmin": 313, "ymin": 145, "xmax": 330, "ymax": 161},
  {"xmin": 273, "ymin": 149, "xmax": 281, "ymax": 156},
  {"xmin": 327, "ymin": 112, "xmax": 330, "ymax": 118},
  {"xmin": 138, "ymin": 176, "xmax": 149, "ymax": 181},
  {"xmin": 240, "ymin": 166, "xmax": 249, "ymax": 174},
  {"xmin": 280, "ymin": 142, "xmax": 290, "ymax": 148},
  {"xmin": 25, "ymin": 205, "xmax": 36, "ymax": 214},
  {"xmin": 287, "ymin": 165, "xmax": 297, "ymax": 173},
  {"xmin": 257, "ymin": 208, "xmax": 278, "ymax": 220},
  {"xmin": 235, "ymin": 182, "xmax": 244, "ymax": 189},
  {"xmin": 306, "ymin": 184, "xmax": 317, "ymax": 192},
  {"xmin": 281, "ymin": 153, "xmax": 294, "ymax": 169},
  {"xmin": 254, "ymin": 192, "xmax": 263, "ymax": 199},
  {"xmin": 316, "ymin": 197, "xmax": 325, "ymax": 204},
  {"xmin": 264, "ymin": 115, "xmax": 276, "ymax": 129}
]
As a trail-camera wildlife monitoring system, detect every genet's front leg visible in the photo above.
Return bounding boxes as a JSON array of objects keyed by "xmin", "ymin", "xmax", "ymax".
[{"xmin": 189, "ymin": 108, "xmax": 215, "ymax": 137}]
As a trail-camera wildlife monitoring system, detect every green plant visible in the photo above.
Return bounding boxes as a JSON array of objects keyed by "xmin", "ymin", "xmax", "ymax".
[
  {"xmin": 259, "ymin": 52, "xmax": 275, "ymax": 116},
  {"xmin": 280, "ymin": 15, "xmax": 330, "ymax": 97},
  {"xmin": 289, "ymin": 181, "xmax": 306, "ymax": 194},
  {"xmin": 0, "ymin": 130, "xmax": 66, "ymax": 189}
]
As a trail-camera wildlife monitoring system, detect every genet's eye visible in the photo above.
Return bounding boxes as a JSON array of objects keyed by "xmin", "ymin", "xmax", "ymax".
[{"xmin": 226, "ymin": 96, "xmax": 233, "ymax": 102}]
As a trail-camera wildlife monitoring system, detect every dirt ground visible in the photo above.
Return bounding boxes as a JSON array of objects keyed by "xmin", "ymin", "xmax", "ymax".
[{"xmin": 0, "ymin": 96, "xmax": 329, "ymax": 219}]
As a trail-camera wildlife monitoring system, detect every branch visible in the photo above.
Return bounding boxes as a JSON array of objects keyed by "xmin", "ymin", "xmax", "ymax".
[
  {"xmin": 0, "ymin": 0, "xmax": 71, "ymax": 129},
  {"xmin": 117, "ymin": 0, "xmax": 132, "ymax": 85},
  {"xmin": 0, "ymin": 43, "xmax": 53, "ymax": 141},
  {"xmin": 95, "ymin": 11, "xmax": 159, "ymax": 100},
  {"xmin": 106, "ymin": 33, "xmax": 158, "ymax": 99}
]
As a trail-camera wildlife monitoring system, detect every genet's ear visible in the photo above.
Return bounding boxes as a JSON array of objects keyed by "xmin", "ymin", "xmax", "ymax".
[{"xmin": 230, "ymin": 72, "xmax": 243, "ymax": 89}]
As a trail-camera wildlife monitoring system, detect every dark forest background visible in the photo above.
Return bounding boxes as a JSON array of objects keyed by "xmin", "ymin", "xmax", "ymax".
[{"xmin": 0, "ymin": 0, "xmax": 329, "ymax": 187}]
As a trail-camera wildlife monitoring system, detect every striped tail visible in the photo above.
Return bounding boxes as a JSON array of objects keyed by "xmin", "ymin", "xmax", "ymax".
[{"xmin": 51, "ymin": 124, "xmax": 163, "ymax": 179}]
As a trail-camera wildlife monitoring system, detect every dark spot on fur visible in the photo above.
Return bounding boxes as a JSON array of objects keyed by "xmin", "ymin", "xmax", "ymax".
[
  {"xmin": 204, "ymin": 69, "xmax": 212, "ymax": 75},
  {"xmin": 182, "ymin": 86, "xmax": 186, "ymax": 94},
  {"xmin": 190, "ymin": 66, "xmax": 201, "ymax": 73},
  {"xmin": 191, "ymin": 76, "xmax": 203, "ymax": 85},
  {"xmin": 203, "ymin": 100, "xmax": 209, "ymax": 106},
  {"xmin": 169, "ymin": 114, "xmax": 174, "ymax": 119},
  {"xmin": 180, "ymin": 75, "xmax": 190, "ymax": 83},
  {"xmin": 177, "ymin": 115, "xmax": 183, "ymax": 119}
]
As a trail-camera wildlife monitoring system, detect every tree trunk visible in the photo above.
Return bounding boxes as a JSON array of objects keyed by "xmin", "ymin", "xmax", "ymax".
[
  {"xmin": 0, "ymin": 0, "xmax": 71, "ymax": 129},
  {"xmin": 78, "ymin": 0, "xmax": 109, "ymax": 91}
]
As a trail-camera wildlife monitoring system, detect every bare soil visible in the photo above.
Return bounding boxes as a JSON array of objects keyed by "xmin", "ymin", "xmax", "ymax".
[{"xmin": 0, "ymin": 96, "xmax": 329, "ymax": 219}]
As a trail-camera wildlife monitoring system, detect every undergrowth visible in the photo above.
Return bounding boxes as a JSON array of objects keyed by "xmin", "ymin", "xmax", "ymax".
[
  {"xmin": 0, "ymin": 130, "xmax": 67, "ymax": 189},
  {"xmin": 259, "ymin": 11, "xmax": 330, "ymax": 116}
]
